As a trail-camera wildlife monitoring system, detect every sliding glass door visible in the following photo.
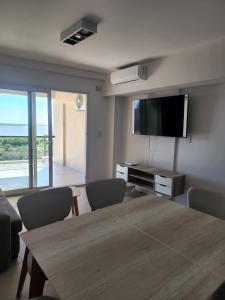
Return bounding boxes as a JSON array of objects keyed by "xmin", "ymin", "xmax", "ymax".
[
  {"xmin": 0, "ymin": 88, "xmax": 52, "ymax": 193},
  {"xmin": 0, "ymin": 89, "xmax": 30, "ymax": 191},
  {"xmin": 31, "ymin": 92, "xmax": 53, "ymax": 188}
]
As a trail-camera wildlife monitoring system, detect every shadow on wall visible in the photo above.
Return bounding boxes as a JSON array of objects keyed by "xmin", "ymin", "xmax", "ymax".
[
  {"xmin": 175, "ymin": 175, "xmax": 225, "ymax": 207},
  {"xmin": 175, "ymin": 85, "xmax": 225, "ymax": 202},
  {"xmin": 186, "ymin": 175, "xmax": 225, "ymax": 194},
  {"xmin": 122, "ymin": 97, "xmax": 149, "ymax": 165},
  {"xmin": 147, "ymin": 57, "xmax": 166, "ymax": 79},
  {"xmin": 187, "ymin": 88, "xmax": 219, "ymax": 137}
]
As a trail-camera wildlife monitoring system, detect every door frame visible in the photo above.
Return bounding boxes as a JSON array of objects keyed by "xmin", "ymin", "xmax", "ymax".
[
  {"xmin": 0, "ymin": 86, "xmax": 53, "ymax": 196},
  {"xmin": 30, "ymin": 90, "xmax": 53, "ymax": 188},
  {"xmin": 1, "ymin": 84, "xmax": 89, "ymax": 196},
  {"xmin": 51, "ymin": 89, "xmax": 88, "ymax": 183}
]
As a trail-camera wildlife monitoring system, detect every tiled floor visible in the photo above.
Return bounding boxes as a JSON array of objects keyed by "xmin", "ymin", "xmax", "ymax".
[
  {"xmin": 53, "ymin": 163, "xmax": 85, "ymax": 187},
  {"xmin": 0, "ymin": 162, "xmax": 85, "ymax": 192}
]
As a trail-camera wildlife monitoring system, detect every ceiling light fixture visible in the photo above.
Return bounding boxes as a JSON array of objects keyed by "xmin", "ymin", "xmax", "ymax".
[{"xmin": 60, "ymin": 18, "xmax": 97, "ymax": 46}]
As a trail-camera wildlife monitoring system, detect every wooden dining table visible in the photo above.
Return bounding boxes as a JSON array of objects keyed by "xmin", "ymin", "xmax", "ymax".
[{"xmin": 21, "ymin": 195, "xmax": 225, "ymax": 299}]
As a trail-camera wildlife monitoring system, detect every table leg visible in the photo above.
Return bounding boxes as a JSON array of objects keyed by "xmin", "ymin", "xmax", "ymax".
[
  {"xmin": 71, "ymin": 198, "xmax": 75, "ymax": 215},
  {"xmin": 72, "ymin": 196, "xmax": 79, "ymax": 216},
  {"xmin": 16, "ymin": 247, "xmax": 29, "ymax": 297},
  {"xmin": 29, "ymin": 256, "xmax": 47, "ymax": 299}
]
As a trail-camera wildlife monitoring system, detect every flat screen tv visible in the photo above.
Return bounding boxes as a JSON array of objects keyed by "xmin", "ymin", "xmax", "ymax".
[{"xmin": 133, "ymin": 94, "xmax": 188, "ymax": 137}]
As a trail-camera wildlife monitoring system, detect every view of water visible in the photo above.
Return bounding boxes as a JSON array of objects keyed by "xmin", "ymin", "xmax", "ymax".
[{"xmin": 0, "ymin": 124, "xmax": 48, "ymax": 136}]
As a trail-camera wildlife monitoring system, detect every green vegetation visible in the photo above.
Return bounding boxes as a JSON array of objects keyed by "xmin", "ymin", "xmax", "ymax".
[{"xmin": 0, "ymin": 137, "xmax": 48, "ymax": 161}]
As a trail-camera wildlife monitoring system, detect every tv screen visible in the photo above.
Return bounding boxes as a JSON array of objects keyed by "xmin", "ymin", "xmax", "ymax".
[{"xmin": 133, "ymin": 94, "xmax": 188, "ymax": 137}]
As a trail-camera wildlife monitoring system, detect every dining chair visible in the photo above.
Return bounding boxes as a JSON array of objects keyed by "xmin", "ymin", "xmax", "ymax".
[
  {"xmin": 86, "ymin": 178, "xmax": 126, "ymax": 211},
  {"xmin": 16, "ymin": 187, "xmax": 72, "ymax": 298},
  {"xmin": 208, "ymin": 281, "xmax": 225, "ymax": 299},
  {"xmin": 187, "ymin": 187, "xmax": 225, "ymax": 220}
]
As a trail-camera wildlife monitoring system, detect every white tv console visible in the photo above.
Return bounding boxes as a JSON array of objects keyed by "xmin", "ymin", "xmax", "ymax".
[{"xmin": 116, "ymin": 163, "xmax": 185, "ymax": 197}]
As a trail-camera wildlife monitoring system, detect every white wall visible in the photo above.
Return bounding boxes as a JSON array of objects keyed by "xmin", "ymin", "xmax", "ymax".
[
  {"xmin": 52, "ymin": 92, "xmax": 86, "ymax": 173},
  {"xmin": 103, "ymin": 37, "xmax": 225, "ymax": 97},
  {"xmin": 115, "ymin": 83, "xmax": 225, "ymax": 197},
  {"xmin": 177, "ymin": 84, "xmax": 225, "ymax": 192},
  {"xmin": 65, "ymin": 96, "xmax": 86, "ymax": 172},
  {"xmin": 102, "ymin": 96, "xmax": 116, "ymax": 178},
  {"xmin": 0, "ymin": 54, "xmax": 106, "ymax": 82},
  {"xmin": 0, "ymin": 55, "xmax": 112, "ymax": 182},
  {"xmin": 52, "ymin": 96, "xmax": 64, "ymax": 165},
  {"xmin": 104, "ymin": 37, "xmax": 225, "ymax": 198}
]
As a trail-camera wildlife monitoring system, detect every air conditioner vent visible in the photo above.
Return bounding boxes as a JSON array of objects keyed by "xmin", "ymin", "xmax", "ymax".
[
  {"xmin": 110, "ymin": 65, "xmax": 147, "ymax": 85},
  {"xmin": 60, "ymin": 19, "xmax": 97, "ymax": 46}
]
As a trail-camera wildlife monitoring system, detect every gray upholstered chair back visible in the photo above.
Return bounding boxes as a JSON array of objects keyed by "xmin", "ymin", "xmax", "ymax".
[
  {"xmin": 17, "ymin": 187, "xmax": 72, "ymax": 230},
  {"xmin": 187, "ymin": 187, "xmax": 225, "ymax": 220},
  {"xmin": 208, "ymin": 281, "xmax": 225, "ymax": 299},
  {"xmin": 86, "ymin": 178, "xmax": 126, "ymax": 211}
]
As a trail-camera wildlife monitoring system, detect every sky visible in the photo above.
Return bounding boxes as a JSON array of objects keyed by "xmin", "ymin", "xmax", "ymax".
[{"xmin": 0, "ymin": 93, "xmax": 48, "ymax": 125}]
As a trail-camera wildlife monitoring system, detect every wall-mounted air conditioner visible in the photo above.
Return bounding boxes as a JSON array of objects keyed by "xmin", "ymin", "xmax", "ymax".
[{"xmin": 110, "ymin": 65, "xmax": 147, "ymax": 85}]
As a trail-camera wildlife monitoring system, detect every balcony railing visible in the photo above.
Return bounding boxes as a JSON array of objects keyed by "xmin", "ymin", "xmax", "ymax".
[{"xmin": 0, "ymin": 136, "xmax": 49, "ymax": 161}]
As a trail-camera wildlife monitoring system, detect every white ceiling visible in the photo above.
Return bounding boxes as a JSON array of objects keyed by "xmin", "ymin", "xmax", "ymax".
[{"xmin": 0, "ymin": 0, "xmax": 225, "ymax": 73}]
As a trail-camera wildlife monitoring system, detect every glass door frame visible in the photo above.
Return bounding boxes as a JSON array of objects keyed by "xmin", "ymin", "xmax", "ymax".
[
  {"xmin": 29, "ymin": 91, "xmax": 53, "ymax": 189},
  {"xmin": 2, "ymin": 86, "xmax": 53, "ymax": 196}
]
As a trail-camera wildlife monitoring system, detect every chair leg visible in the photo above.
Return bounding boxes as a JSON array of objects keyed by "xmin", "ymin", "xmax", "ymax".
[
  {"xmin": 29, "ymin": 256, "xmax": 46, "ymax": 299},
  {"xmin": 74, "ymin": 196, "xmax": 79, "ymax": 216},
  {"xmin": 71, "ymin": 197, "xmax": 79, "ymax": 216},
  {"xmin": 16, "ymin": 247, "xmax": 29, "ymax": 298},
  {"xmin": 71, "ymin": 198, "xmax": 75, "ymax": 215}
]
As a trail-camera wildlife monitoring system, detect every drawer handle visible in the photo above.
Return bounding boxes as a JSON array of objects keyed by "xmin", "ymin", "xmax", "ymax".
[{"xmin": 158, "ymin": 183, "xmax": 167, "ymax": 187}]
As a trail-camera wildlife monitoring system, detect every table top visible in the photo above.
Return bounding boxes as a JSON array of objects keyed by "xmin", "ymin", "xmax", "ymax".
[{"xmin": 21, "ymin": 195, "xmax": 225, "ymax": 300}]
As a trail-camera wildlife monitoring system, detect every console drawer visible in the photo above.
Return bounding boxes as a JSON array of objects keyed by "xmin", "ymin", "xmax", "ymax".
[
  {"xmin": 155, "ymin": 175, "xmax": 172, "ymax": 187},
  {"xmin": 116, "ymin": 171, "xmax": 128, "ymax": 181},
  {"xmin": 116, "ymin": 164, "xmax": 128, "ymax": 175},
  {"xmin": 155, "ymin": 183, "xmax": 172, "ymax": 196}
]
